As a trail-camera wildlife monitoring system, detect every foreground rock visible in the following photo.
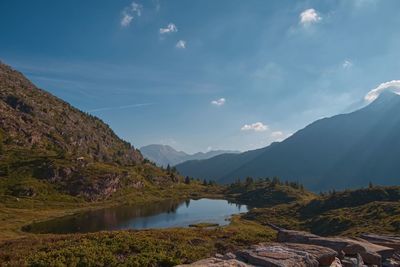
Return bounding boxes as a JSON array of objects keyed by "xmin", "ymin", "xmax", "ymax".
[
  {"xmin": 360, "ymin": 234, "xmax": 400, "ymax": 252},
  {"xmin": 178, "ymin": 228, "xmax": 400, "ymax": 267},
  {"xmin": 177, "ymin": 243, "xmax": 338, "ymax": 267},
  {"xmin": 237, "ymin": 242, "xmax": 337, "ymax": 267},
  {"xmin": 177, "ymin": 253, "xmax": 253, "ymax": 267},
  {"xmin": 277, "ymin": 228, "xmax": 396, "ymax": 265},
  {"xmin": 177, "ymin": 257, "xmax": 252, "ymax": 267}
]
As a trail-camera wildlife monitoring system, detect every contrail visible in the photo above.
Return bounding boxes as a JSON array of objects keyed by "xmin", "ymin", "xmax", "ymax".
[{"xmin": 88, "ymin": 103, "xmax": 153, "ymax": 113}]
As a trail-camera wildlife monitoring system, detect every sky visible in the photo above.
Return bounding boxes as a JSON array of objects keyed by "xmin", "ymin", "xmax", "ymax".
[{"xmin": 1, "ymin": 0, "xmax": 400, "ymax": 153}]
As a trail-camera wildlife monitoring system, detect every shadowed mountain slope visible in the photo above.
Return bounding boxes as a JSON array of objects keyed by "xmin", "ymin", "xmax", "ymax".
[{"xmin": 177, "ymin": 91, "xmax": 400, "ymax": 191}]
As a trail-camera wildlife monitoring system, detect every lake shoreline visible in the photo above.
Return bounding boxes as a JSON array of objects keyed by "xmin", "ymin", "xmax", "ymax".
[{"xmin": 0, "ymin": 183, "xmax": 226, "ymax": 241}]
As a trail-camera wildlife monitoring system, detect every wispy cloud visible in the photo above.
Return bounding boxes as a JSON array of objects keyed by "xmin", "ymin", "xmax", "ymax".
[
  {"xmin": 269, "ymin": 131, "xmax": 290, "ymax": 142},
  {"xmin": 176, "ymin": 40, "xmax": 186, "ymax": 49},
  {"xmin": 241, "ymin": 122, "xmax": 268, "ymax": 132},
  {"xmin": 88, "ymin": 103, "xmax": 153, "ymax": 113},
  {"xmin": 211, "ymin": 98, "xmax": 226, "ymax": 106},
  {"xmin": 299, "ymin": 8, "xmax": 321, "ymax": 26},
  {"xmin": 364, "ymin": 80, "xmax": 400, "ymax": 103},
  {"xmin": 160, "ymin": 23, "xmax": 178, "ymax": 34},
  {"xmin": 121, "ymin": 1, "xmax": 143, "ymax": 27},
  {"xmin": 121, "ymin": 14, "xmax": 133, "ymax": 27},
  {"xmin": 342, "ymin": 60, "xmax": 353, "ymax": 69}
]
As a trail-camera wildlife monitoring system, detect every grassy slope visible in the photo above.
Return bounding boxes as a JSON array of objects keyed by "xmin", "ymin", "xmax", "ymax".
[
  {"xmin": 245, "ymin": 186, "xmax": 400, "ymax": 236},
  {"xmin": 225, "ymin": 180, "xmax": 316, "ymax": 207}
]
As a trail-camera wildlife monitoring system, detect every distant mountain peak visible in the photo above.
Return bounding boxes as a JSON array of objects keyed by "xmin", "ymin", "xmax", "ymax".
[{"xmin": 140, "ymin": 144, "xmax": 239, "ymax": 167}]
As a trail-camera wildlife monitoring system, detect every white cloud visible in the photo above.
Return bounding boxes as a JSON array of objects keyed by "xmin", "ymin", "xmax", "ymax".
[
  {"xmin": 120, "ymin": 1, "xmax": 142, "ymax": 27},
  {"xmin": 211, "ymin": 98, "xmax": 226, "ymax": 106},
  {"xmin": 299, "ymin": 8, "xmax": 321, "ymax": 26},
  {"xmin": 342, "ymin": 60, "xmax": 353, "ymax": 69},
  {"xmin": 121, "ymin": 13, "xmax": 133, "ymax": 27},
  {"xmin": 176, "ymin": 40, "xmax": 186, "ymax": 49},
  {"xmin": 160, "ymin": 23, "xmax": 178, "ymax": 34},
  {"xmin": 131, "ymin": 2, "xmax": 142, "ymax": 16},
  {"xmin": 241, "ymin": 122, "xmax": 268, "ymax": 132},
  {"xmin": 364, "ymin": 80, "xmax": 400, "ymax": 103}
]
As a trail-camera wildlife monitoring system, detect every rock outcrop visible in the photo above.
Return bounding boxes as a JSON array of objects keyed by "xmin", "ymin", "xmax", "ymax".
[
  {"xmin": 277, "ymin": 228, "xmax": 396, "ymax": 265},
  {"xmin": 236, "ymin": 242, "xmax": 337, "ymax": 267},
  {"xmin": 178, "ymin": 228, "xmax": 400, "ymax": 267}
]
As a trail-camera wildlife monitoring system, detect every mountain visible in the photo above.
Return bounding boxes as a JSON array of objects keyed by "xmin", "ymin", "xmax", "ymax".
[
  {"xmin": 0, "ymin": 62, "xmax": 174, "ymax": 200},
  {"xmin": 140, "ymin": 144, "xmax": 239, "ymax": 167},
  {"xmin": 176, "ymin": 91, "xmax": 400, "ymax": 191}
]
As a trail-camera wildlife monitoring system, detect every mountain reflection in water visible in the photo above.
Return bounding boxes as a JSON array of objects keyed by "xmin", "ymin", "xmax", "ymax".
[{"xmin": 24, "ymin": 198, "xmax": 248, "ymax": 234}]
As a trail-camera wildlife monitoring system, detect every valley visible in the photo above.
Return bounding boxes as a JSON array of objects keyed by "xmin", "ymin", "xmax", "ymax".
[
  {"xmin": 1, "ymin": 176, "xmax": 400, "ymax": 266},
  {"xmin": 1, "ymin": 61, "xmax": 400, "ymax": 266}
]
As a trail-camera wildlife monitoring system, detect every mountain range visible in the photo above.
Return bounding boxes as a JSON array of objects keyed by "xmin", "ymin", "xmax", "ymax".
[
  {"xmin": 140, "ymin": 144, "xmax": 239, "ymax": 167},
  {"xmin": 176, "ymin": 90, "xmax": 400, "ymax": 191}
]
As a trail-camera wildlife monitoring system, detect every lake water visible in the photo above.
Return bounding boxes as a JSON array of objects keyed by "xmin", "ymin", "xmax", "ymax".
[{"xmin": 23, "ymin": 198, "xmax": 248, "ymax": 234}]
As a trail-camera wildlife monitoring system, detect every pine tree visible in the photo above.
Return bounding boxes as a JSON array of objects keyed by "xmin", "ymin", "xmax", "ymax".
[
  {"xmin": 245, "ymin": 176, "xmax": 254, "ymax": 185},
  {"xmin": 272, "ymin": 176, "xmax": 280, "ymax": 186},
  {"xmin": 184, "ymin": 176, "xmax": 191, "ymax": 184},
  {"xmin": 166, "ymin": 164, "xmax": 171, "ymax": 174}
]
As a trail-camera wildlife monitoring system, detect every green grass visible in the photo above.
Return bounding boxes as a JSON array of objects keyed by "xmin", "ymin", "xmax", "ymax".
[
  {"xmin": 245, "ymin": 186, "xmax": 400, "ymax": 236},
  {"xmin": 0, "ymin": 216, "xmax": 275, "ymax": 267},
  {"xmin": 225, "ymin": 180, "xmax": 316, "ymax": 207},
  {"xmin": 188, "ymin": 223, "xmax": 220, "ymax": 228}
]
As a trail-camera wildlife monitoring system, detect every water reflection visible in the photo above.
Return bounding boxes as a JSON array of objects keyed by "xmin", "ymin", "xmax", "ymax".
[{"xmin": 24, "ymin": 198, "xmax": 248, "ymax": 234}]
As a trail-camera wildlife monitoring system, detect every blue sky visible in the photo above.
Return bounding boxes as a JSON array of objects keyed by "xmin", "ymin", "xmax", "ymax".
[{"xmin": 1, "ymin": 0, "xmax": 400, "ymax": 153}]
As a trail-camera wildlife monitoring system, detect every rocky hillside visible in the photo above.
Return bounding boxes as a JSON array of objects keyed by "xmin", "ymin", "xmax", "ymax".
[
  {"xmin": 0, "ymin": 62, "xmax": 175, "ymax": 200},
  {"xmin": 0, "ymin": 62, "xmax": 142, "ymax": 164}
]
